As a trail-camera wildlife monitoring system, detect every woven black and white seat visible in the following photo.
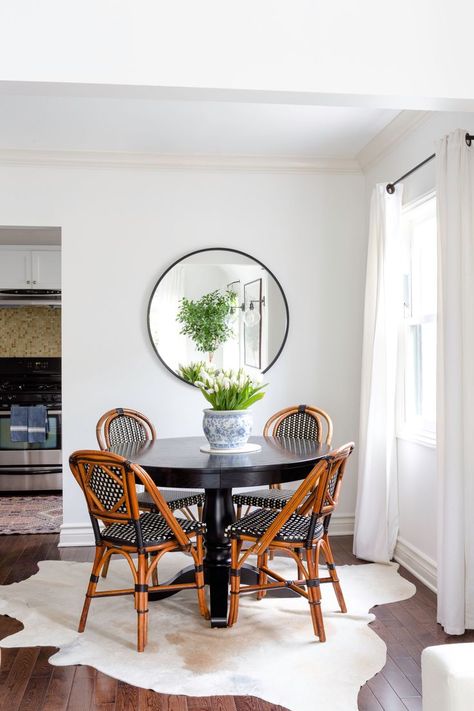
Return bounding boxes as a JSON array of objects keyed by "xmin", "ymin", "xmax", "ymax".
[
  {"xmin": 227, "ymin": 508, "xmax": 324, "ymax": 543},
  {"xmin": 69, "ymin": 450, "xmax": 209, "ymax": 652},
  {"xmin": 137, "ymin": 489, "xmax": 205, "ymax": 513},
  {"xmin": 96, "ymin": 408, "xmax": 205, "ymax": 520},
  {"xmin": 232, "ymin": 487, "xmax": 297, "ymax": 511},
  {"xmin": 102, "ymin": 511, "xmax": 205, "ymax": 547},
  {"xmin": 228, "ymin": 443, "xmax": 354, "ymax": 643},
  {"xmin": 232, "ymin": 404, "xmax": 333, "ymax": 517}
]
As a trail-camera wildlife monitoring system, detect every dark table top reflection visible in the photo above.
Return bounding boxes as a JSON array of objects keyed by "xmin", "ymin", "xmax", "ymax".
[{"xmin": 111, "ymin": 435, "xmax": 331, "ymax": 489}]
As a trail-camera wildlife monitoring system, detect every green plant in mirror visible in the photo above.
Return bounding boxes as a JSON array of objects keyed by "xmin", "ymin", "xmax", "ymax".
[
  {"xmin": 177, "ymin": 361, "xmax": 214, "ymax": 385},
  {"xmin": 176, "ymin": 289, "xmax": 237, "ymax": 360}
]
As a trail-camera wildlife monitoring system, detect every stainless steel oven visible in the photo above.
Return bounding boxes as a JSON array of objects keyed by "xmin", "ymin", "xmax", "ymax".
[
  {"xmin": 0, "ymin": 409, "xmax": 62, "ymax": 490},
  {"xmin": 0, "ymin": 358, "xmax": 62, "ymax": 491}
]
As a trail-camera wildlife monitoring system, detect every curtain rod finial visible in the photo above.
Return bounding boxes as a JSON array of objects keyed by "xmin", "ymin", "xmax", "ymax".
[{"xmin": 386, "ymin": 183, "xmax": 395, "ymax": 194}]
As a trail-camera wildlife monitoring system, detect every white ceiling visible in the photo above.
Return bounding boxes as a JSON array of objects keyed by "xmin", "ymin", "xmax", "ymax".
[{"xmin": 0, "ymin": 94, "xmax": 400, "ymax": 158}]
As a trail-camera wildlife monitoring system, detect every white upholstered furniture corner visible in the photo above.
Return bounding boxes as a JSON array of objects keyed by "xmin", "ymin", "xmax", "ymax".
[{"xmin": 422, "ymin": 643, "xmax": 474, "ymax": 710}]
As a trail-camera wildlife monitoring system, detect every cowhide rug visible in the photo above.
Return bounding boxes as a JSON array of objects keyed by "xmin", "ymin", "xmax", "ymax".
[{"xmin": 0, "ymin": 553, "xmax": 415, "ymax": 710}]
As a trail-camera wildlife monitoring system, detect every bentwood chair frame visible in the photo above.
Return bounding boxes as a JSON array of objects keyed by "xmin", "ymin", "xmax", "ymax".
[
  {"xmin": 69, "ymin": 450, "xmax": 209, "ymax": 653},
  {"xmin": 233, "ymin": 404, "xmax": 333, "ymax": 519},
  {"xmin": 96, "ymin": 408, "xmax": 204, "ymax": 522},
  {"xmin": 228, "ymin": 443, "xmax": 354, "ymax": 642}
]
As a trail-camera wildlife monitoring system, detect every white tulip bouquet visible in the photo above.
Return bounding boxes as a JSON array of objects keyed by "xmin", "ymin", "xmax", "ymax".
[{"xmin": 194, "ymin": 367, "xmax": 267, "ymax": 410}]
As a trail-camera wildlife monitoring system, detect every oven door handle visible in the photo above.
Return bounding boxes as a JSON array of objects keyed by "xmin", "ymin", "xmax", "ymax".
[{"xmin": 0, "ymin": 466, "xmax": 62, "ymax": 474}]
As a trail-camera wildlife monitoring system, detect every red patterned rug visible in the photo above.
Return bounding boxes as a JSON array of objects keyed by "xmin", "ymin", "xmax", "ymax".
[{"xmin": 0, "ymin": 496, "xmax": 62, "ymax": 535}]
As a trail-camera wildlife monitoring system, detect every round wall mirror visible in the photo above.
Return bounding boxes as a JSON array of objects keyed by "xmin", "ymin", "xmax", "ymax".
[{"xmin": 147, "ymin": 248, "xmax": 289, "ymax": 384}]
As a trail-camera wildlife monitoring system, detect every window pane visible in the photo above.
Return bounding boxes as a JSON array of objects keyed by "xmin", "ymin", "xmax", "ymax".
[
  {"xmin": 412, "ymin": 214, "xmax": 437, "ymax": 318},
  {"xmin": 405, "ymin": 324, "xmax": 422, "ymax": 422},
  {"xmin": 400, "ymin": 195, "xmax": 437, "ymax": 440}
]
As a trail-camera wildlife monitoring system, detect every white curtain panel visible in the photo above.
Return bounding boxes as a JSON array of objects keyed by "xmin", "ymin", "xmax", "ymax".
[
  {"xmin": 353, "ymin": 183, "xmax": 403, "ymax": 564},
  {"xmin": 436, "ymin": 129, "xmax": 474, "ymax": 635}
]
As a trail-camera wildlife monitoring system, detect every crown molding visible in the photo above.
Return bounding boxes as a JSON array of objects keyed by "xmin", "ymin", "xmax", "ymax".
[
  {"xmin": 357, "ymin": 110, "xmax": 432, "ymax": 172},
  {"xmin": 0, "ymin": 148, "xmax": 362, "ymax": 175}
]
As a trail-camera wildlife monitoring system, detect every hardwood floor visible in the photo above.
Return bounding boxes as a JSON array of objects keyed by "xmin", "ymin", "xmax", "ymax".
[{"xmin": 1, "ymin": 533, "xmax": 473, "ymax": 711}]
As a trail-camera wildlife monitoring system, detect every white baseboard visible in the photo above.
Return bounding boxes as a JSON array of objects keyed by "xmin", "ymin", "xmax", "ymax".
[
  {"xmin": 328, "ymin": 513, "xmax": 355, "ymax": 536},
  {"xmin": 394, "ymin": 536, "xmax": 437, "ymax": 593},
  {"xmin": 59, "ymin": 523, "xmax": 95, "ymax": 548}
]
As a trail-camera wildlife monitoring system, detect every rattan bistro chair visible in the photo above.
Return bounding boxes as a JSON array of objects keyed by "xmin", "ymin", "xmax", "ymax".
[
  {"xmin": 232, "ymin": 405, "xmax": 333, "ymax": 517},
  {"xmin": 96, "ymin": 408, "xmax": 205, "ymax": 520},
  {"xmin": 69, "ymin": 450, "xmax": 209, "ymax": 653},
  {"xmin": 227, "ymin": 443, "xmax": 354, "ymax": 642}
]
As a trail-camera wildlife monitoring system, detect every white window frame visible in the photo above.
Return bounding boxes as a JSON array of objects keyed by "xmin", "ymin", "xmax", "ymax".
[{"xmin": 396, "ymin": 190, "xmax": 437, "ymax": 448}]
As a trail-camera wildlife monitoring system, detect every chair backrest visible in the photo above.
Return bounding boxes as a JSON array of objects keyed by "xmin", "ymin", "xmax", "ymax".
[
  {"xmin": 96, "ymin": 408, "xmax": 156, "ymax": 450},
  {"xmin": 69, "ymin": 450, "xmax": 190, "ymax": 547},
  {"xmin": 299, "ymin": 442, "xmax": 354, "ymax": 520},
  {"xmin": 247, "ymin": 442, "xmax": 354, "ymax": 557},
  {"xmin": 264, "ymin": 405, "xmax": 333, "ymax": 445}
]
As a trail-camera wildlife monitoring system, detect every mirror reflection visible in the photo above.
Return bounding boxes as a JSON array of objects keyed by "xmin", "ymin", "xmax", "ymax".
[{"xmin": 148, "ymin": 249, "xmax": 289, "ymax": 383}]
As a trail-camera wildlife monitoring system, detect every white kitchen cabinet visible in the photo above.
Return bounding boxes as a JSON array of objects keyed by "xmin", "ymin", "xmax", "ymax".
[
  {"xmin": 31, "ymin": 250, "xmax": 61, "ymax": 289},
  {"xmin": 0, "ymin": 247, "xmax": 61, "ymax": 289}
]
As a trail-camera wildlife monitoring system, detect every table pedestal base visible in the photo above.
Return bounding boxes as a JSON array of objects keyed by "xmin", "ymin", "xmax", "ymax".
[{"xmin": 148, "ymin": 487, "xmax": 298, "ymax": 626}]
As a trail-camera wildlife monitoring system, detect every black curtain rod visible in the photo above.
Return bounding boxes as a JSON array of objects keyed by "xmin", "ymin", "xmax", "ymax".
[{"xmin": 386, "ymin": 132, "xmax": 474, "ymax": 194}]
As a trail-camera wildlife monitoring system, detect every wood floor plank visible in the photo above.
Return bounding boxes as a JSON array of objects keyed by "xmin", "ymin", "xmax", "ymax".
[
  {"xmin": 0, "ymin": 647, "xmax": 40, "ymax": 711},
  {"xmin": 18, "ymin": 675, "xmax": 51, "ymax": 711},
  {"xmin": 42, "ymin": 666, "xmax": 76, "ymax": 711},
  {"xmin": 367, "ymin": 673, "xmax": 409, "ymax": 711},
  {"xmin": 234, "ymin": 697, "xmax": 284, "ymax": 710},
  {"xmin": 401, "ymin": 698, "xmax": 423, "ymax": 711},
  {"xmin": 115, "ymin": 681, "xmax": 140, "ymax": 711},
  {"xmin": 164, "ymin": 694, "xmax": 189, "ymax": 711},
  {"xmin": 31, "ymin": 647, "xmax": 57, "ymax": 677},
  {"xmin": 187, "ymin": 697, "xmax": 212, "ymax": 710},
  {"xmin": 92, "ymin": 672, "xmax": 118, "ymax": 708},
  {"xmin": 209, "ymin": 697, "xmax": 238, "ymax": 711},
  {"xmin": 67, "ymin": 666, "xmax": 96, "ymax": 710},
  {"xmin": 381, "ymin": 658, "xmax": 420, "ymax": 699},
  {"xmin": 358, "ymin": 684, "xmax": 384, "ymax": 711}
]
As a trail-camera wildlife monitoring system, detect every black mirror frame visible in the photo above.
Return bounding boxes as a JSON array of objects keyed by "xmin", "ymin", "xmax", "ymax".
[{"xmin": 147, "ymin": 247, "xmax": 290, "ymax": 386}]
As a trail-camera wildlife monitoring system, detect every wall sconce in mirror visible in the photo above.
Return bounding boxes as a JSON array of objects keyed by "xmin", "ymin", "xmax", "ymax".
[{"xmin": 147, "ymin": 248, "xmax": 289, "ymax": 385}]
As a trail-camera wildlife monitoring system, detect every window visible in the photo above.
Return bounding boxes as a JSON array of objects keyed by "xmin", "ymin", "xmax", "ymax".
[{"xmin": 398, "ymin": 194, "xmax": 437, "ymax": 445}]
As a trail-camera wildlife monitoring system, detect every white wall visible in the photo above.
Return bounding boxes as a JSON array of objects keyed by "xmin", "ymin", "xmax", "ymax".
[
  {"xmin": 0, "ymin": 160, "xmax": 366, "ymax": 543},
  {"xmin": 362, "ymin": 111, "xmax": 474, "ymax": 590}
]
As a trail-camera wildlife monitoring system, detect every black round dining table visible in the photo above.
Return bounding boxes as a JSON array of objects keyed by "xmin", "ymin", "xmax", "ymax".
[{"xmin": 111, "ymin": 435, "xmax": 330, "ymax": 627}]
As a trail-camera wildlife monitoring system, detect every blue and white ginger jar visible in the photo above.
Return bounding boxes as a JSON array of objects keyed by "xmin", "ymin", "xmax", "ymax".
[{"xmin": 202, "ymin": 409, "xmax": 253, "ymax": 450}]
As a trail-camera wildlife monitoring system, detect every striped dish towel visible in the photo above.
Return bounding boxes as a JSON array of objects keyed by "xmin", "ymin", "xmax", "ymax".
[{"xmin": 10, "ymin": 405, "xmax": 28, "ymax": 442}]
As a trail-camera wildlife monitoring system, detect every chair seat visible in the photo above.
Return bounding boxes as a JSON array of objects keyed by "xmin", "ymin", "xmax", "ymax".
[
  {"xmin": 137, "ymin": 489, "xmax": 205, "ymax": 511},
  {"xmin": 232, "ymin": 488, "xmax": 294, "ymax": 510},
  {"xmin": 102, "ymin": 512, "xmax": 205, "ymax": 547},
  {"xmin": 227, "ymin": 508, "xmax": 324, "ymax": 543}
]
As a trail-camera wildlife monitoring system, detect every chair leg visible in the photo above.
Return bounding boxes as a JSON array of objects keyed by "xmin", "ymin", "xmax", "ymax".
[
  {"xmin": 136, "ymin": 552, "xmax": 149, "ymax": 653},
  {"xmin": 257, "ymin": 550, "xmax": 268, "ymax": 599},
  {"xmin": 306, "ymin": 544, "xmax": 325, "ymax": 642},
  {"xmin": 322, "ymin": 534, "xmax": 346, "ymax": 613},
  {"xmin": 184, "ymin": 506, "xmax": 197, "ymax": 521},
  {"xmin": 79, "ymin": 544, "xmax": 105, "ymax": 633},
  {"xmin": 149, "ymin": 552, "xmax": 159, "ymax": 586},
  {"xmin": 228, "ymin": 538, "xmax": 241, "ymax": 626},
  {"xmin": 194, "ymin": 534, "xmax": 209, "ymax": 620},
  {"xmin": 101, "ymin": 553, "xmax": 111, "ymax": 579}
]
